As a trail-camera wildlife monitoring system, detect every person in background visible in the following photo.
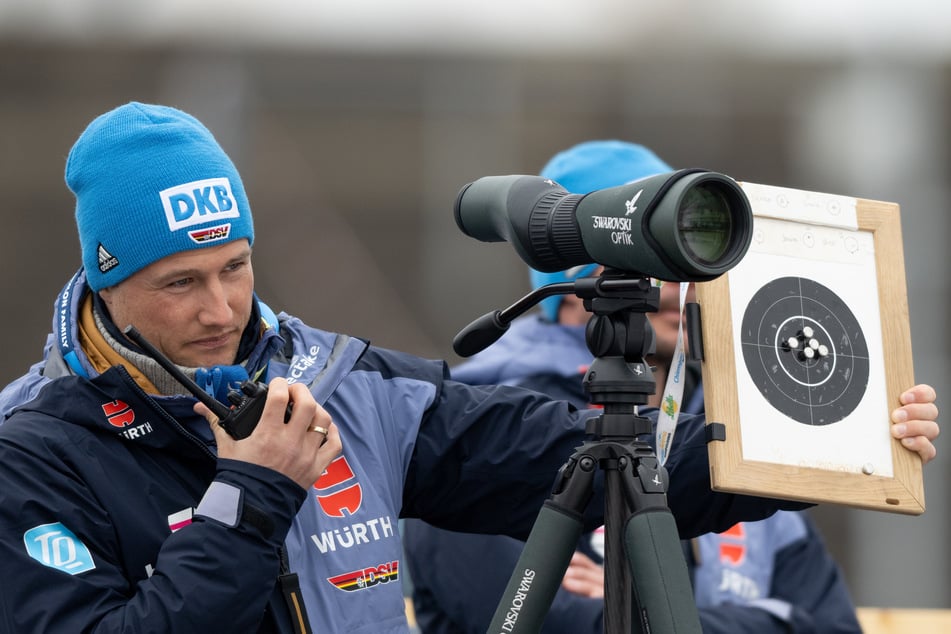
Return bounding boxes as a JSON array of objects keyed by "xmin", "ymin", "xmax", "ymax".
[{"xmin": 404, "ymin": 140, "xmax": 917, "ymax": 633}]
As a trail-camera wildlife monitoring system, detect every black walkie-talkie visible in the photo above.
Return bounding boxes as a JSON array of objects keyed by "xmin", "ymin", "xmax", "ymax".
[{"xmin": 123, "ymin": 325, "xmax": 269, "ymax": 440}]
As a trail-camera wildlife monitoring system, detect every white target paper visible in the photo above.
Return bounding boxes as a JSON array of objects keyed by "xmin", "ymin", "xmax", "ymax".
[{"xmin": 726, "ymin": 216, "xmax": 893, "ymax": 476}]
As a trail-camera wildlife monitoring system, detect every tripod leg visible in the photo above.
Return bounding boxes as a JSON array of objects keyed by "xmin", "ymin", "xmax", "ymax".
[
  {"xmin": 603, "ymin": 468, "xmax": 632, "ymax": 633},
  {"xmin": 625, "ymin": 509, "xmax": 701, "ymax": 634},
  {"xmin": 486, "ymin": 501, "xmax": 585, "ymax": 634}
]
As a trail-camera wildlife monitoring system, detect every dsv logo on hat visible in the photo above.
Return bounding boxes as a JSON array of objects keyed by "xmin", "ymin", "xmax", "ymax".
[{"xmin": 160, "ymin": 177, "xmax": 240, "ymax": 231}]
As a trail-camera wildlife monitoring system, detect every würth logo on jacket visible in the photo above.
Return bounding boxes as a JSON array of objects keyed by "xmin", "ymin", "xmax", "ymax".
[
  {"xmin": 327, "ymin": 561, "xmax": 399, "ymax": 592},
  {"xmin": 101, "ymin": 400, "xmax": 153, "ymax": 440},
  {"xmin": 314, "ymin": 456, "xmax": 362, "ymax": 517},
  {"xmin": 102, "ymin": 400, "xmax": 135, "ymax": 428},
  {"xmin": 718, "ymin": 523, "xmax": 747, "ymax": 565}
]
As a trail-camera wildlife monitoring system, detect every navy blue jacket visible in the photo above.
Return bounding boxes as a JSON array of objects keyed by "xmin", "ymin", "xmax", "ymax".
[{"xmin": 0, "ymin": 273, "xmax": 796, "ymax": 633}]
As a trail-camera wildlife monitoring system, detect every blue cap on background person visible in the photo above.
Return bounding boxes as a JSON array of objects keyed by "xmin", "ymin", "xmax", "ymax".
[
  {"xmin": 530, "ymin": 140, "xmax": 673, "ymax": 322},
  {"xmin": 66, "ymin": 102, "xmax": 255, "ymax": 291}
]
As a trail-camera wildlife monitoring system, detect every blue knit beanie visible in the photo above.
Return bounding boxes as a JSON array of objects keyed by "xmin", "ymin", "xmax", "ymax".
[
  {"xmin": 66, "ymin": 102, "xmax": 254, "ymax": 291},
  {"xmin": 530, "ymin": 140, "xmax": 672, "ymax": 321}
]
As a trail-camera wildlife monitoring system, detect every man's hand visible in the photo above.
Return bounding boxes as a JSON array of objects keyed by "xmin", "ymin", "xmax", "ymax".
[
  {"xmin": 196, "ymin": 377, "xmax": 341, "ymax": 489},
  {"xmin": 561, "ymin": 551, "xmax": 605, "ymax": 599},
  {"xmin": 891, "ymin": 383, "xmax": 939, "ymax": 465}
]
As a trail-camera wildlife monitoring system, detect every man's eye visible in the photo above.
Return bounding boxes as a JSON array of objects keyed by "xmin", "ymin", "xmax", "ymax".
[{"xmin": 168, "ymin": 278, "xmax": 191, "ymax": 288}]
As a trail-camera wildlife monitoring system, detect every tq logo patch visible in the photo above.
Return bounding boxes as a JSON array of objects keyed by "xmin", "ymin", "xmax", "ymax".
[{"xmin": 23, "ymin": 522, "xmax": 95, "ymax": 575}]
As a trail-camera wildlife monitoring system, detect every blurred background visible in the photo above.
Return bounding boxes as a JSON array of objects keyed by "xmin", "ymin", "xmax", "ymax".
[{"xmin": 1, "ymin": 0, "xmax": 947, "ymax": 611}]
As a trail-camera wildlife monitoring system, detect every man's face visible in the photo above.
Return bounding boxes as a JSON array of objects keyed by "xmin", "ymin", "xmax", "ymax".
[
  {"xmin": 98, "ymin": 240, "xmax": 255, "ymax": 368},
  {"xmin": 649, "ymin": 281, "xmax": 696, "ymax": 362}
]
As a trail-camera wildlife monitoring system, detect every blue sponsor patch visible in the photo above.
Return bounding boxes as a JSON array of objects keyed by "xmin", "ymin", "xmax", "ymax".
[{"xmin": 23, "ymin": 522, "xmax": 96, "ymax": 575}]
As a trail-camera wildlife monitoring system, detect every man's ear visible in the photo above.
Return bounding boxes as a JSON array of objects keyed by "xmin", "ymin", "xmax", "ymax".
[{"xmin": 97, "ymin": 286, "xmax": 114, "ymax": 307}]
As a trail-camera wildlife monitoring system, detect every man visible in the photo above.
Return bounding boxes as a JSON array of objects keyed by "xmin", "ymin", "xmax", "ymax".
[
  {"xmin": 0, "ymin": 107, "xmax": 937, "ymax": 633},
  {"xmin": 404, "ymin": 140, "xmax": 933, "ymax": 633}
]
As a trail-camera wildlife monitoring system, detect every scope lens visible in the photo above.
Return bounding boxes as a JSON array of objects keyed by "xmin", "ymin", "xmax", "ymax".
[{"xmin": 677, "ymin": 183, "xmax": 734, "ymax": 264}]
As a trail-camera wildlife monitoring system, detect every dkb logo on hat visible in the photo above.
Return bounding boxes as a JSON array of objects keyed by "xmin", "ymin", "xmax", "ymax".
[
  {"xmin": 67, "ymin": 102, "xmax": 255, "ymax": 291},
  {"xmin": 161, "ymin": 177, "xmax": 239, "ymax": 232}
]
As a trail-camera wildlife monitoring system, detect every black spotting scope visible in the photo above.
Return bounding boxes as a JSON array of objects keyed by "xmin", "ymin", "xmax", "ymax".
[{"xmin": 453, "ymin": 168, "xmax": 754, "ymax": 282}]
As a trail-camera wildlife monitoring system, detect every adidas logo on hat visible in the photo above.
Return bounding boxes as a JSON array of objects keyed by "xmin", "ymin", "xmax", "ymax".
[{"xmin": 97, "ymin": 244, "xmax": 118, "ymax": 274}]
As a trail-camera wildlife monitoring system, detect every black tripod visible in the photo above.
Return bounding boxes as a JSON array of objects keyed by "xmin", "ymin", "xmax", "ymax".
[{"xmin": 457, "ymin": 271, "xmax": 701, "ymax": 634}]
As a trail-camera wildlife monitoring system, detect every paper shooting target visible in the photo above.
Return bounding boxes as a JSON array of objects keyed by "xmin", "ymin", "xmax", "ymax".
[
  {"xmin": 699, "ymin": 183, "xmax": 922, "ymax": 514},
  {"xmin": 739, "ymin": 276, "xmax": 869, "ymax": 426}
]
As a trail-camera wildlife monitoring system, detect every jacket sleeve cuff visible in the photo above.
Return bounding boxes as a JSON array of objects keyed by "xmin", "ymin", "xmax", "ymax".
[
  {"xmin": 195, "ymin": 481, "xmax": 243, "ymax": 528},
  {"xmin": 197, "ymin": 459, "xmax": 308, "ymax": 542}
]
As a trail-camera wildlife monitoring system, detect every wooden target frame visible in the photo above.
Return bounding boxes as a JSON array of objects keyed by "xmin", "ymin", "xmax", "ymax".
[{"xmin": 695, "ymin": 182, "xmax": 924, "ymax": 515}]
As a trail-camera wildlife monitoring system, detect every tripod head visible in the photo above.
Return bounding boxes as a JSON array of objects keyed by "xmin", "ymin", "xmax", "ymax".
[
  {"xmin": 580, "ymin": 271, "xmax": 658, "ymax": 397},
  {"xmin": 454, "ymin": 268, "xmax": 659, "ymax": 358},
  {"xmin": 453, "ymin": 268, "xmax": 662, "ymax": 436}
]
